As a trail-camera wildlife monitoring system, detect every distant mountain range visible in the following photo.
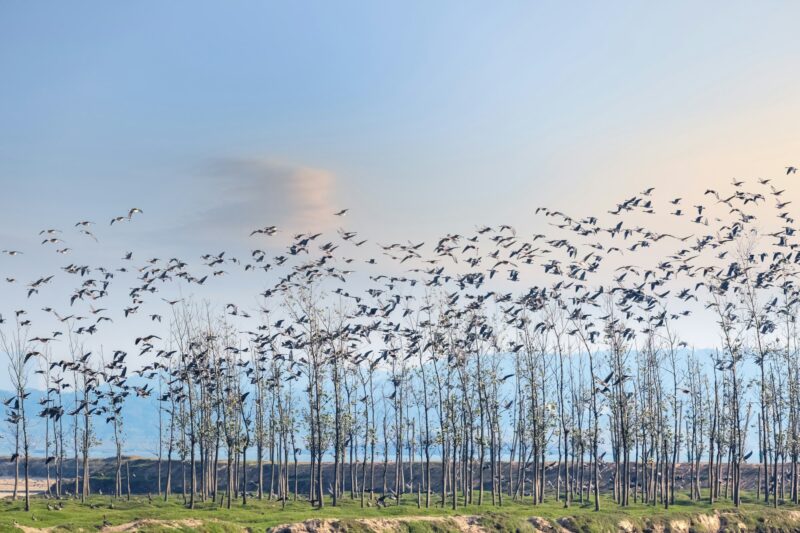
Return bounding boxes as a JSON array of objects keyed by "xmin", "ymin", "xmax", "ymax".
[{"xmin": 0, "ymin": 389, "xmax": 162, "ymax": 458}]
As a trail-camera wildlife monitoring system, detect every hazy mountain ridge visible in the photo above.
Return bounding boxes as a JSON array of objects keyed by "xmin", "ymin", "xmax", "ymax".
[{"xmin": 0, "ymin": 389, "xmax": 160, "ymax": 457}]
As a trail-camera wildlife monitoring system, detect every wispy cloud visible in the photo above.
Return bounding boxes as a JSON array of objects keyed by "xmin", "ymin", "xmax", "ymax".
[{"xmin": 175, "ymin": 157, "xmax": 338, "ymax": 244}]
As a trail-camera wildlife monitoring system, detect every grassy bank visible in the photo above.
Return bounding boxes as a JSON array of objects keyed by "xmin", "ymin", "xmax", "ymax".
[{"xmin": 1, "ymin": 492, "xmax": 799, "ymax": 532}]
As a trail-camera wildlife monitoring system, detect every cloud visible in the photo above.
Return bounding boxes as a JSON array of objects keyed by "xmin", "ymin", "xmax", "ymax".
[{"xmin": 184, "ymin": 157, "xmax": 338, "ymax": 242}]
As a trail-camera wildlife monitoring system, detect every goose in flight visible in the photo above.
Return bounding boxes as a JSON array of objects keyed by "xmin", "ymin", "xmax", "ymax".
[{"xmin": 250, "ymin": 226, "xmax": 277, "ymax": 236}]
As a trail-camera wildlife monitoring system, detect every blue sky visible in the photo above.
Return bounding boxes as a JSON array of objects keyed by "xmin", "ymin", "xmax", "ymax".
[
  {"xmin": 2, "ymin": 2, "xmax": 800, "ymax": 389},
  {"xmin": 4, "ymin": 1, "xmax": 800, "ymax": 240}
]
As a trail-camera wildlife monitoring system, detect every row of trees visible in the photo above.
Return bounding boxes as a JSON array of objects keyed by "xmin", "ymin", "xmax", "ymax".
[{"xmin": 3, "ymin": 178, "xmax": 800, "ymax": 514}]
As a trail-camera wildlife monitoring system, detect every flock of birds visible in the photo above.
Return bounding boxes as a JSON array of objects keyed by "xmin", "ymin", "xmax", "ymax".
[{"xmin": 0, "ymin": 167, "xmax": 799, "ymax": 480}]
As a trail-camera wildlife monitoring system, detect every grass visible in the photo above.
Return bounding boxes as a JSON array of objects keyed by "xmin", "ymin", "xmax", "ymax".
[{"xmin": 0, "ymin": 491, "xmax": 798, "ymax": 532}]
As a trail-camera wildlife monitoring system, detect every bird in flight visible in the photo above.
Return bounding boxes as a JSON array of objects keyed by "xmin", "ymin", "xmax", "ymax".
[
  {"xmin": 334, "ymin": 209, "xmax": 349, "ymax": 216},
  {"xmin": 251, "ymin": 226, "xmax": 278, "ymax": 237},
  {"xmin": 79, "ymin": 230, "xmax": 98, "ymax": 242}
]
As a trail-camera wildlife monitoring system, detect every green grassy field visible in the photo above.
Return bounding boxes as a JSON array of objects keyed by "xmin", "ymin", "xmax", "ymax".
[{"xmin": 0, "ymin": 492, "xmax": 798, "ymax": 532}]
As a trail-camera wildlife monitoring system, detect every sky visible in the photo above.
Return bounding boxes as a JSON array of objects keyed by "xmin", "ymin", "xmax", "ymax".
[{"xmin": 2, "ymin": 2, "xmax": 800, "ymax": 388}]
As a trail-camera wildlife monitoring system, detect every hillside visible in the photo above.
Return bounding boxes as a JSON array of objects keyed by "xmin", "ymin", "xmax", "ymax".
[{"xmin": 0, "ymin": 457, "xmax": 775, "ymax": 497}]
